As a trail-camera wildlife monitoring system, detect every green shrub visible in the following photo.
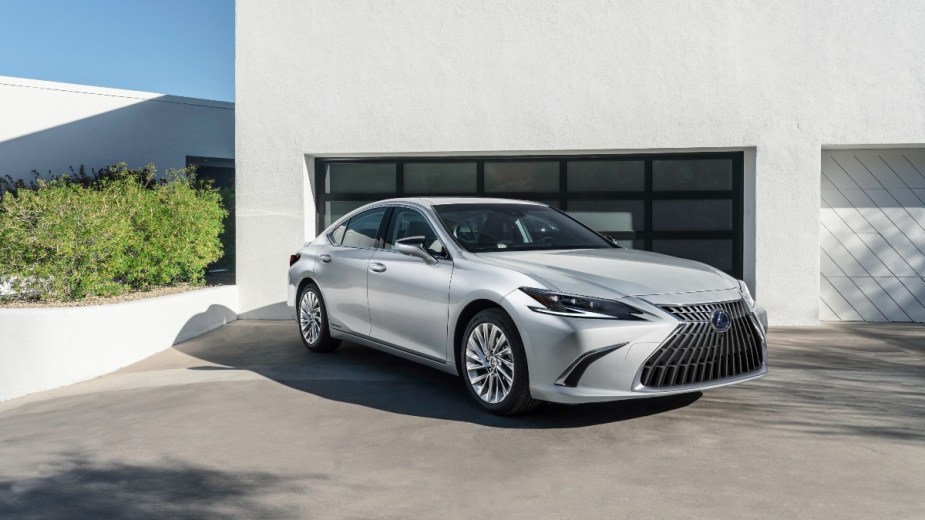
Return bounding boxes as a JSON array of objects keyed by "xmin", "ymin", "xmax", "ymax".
[
  {"xmin": 0, "ymin": 163, "xmax": 226, "ymax": 301},
  {"xmin": 210, "ymin": 186, "xmax": 235, "ymax": 272}
]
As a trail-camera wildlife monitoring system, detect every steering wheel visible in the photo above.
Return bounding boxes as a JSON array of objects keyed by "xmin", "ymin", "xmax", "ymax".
[
  {"xmin": 454, "ymin": 223, "xmax": 477, "ymax": 244},
  {"xmin": 534, "ymin": 236, "xmax": 556, "ymax": 245}
]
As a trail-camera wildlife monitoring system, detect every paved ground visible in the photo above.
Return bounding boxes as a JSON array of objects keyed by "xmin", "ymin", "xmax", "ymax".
[{"xmin": 0, "ymin": 321, "xmax": 923, "ymax": 519}]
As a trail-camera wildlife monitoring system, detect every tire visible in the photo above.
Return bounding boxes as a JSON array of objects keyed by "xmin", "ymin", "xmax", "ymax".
[
  {"xmin": 459, "ymin": 308, "xmax": 541, "ymax": 415},
  {"xmin": 297, "ymin": 283, "xmax": 341, "ymax": 353}
]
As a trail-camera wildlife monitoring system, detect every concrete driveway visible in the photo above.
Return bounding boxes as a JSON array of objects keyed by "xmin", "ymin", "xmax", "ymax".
[{"xmin": 1, "ymin": 322, "xmax": 923, "ymax": 519}]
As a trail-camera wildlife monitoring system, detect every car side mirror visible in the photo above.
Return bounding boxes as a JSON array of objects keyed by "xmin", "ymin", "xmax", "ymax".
[{"xmin": 395, "ymin": 236, "xmax": 439, "ymax": 265}]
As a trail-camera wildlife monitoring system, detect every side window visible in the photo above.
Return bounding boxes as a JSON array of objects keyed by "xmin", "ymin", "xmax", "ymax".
[
  {"xmin": 329, "ymin": 221, "xmax": 348, "ymax": 245},
  {"xmin": 384, "ymin": 208, "xmax": 446, "ymax": 258},
  {"xmin": 341, "ymin": 207, "xmax": 387, "ymax": 248}
]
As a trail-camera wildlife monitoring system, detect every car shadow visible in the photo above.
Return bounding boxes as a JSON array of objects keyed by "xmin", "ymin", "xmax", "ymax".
[
  {"xmin": 272, "ymin": 360, "xmax": 702, "ymax": 429},
  {"xmin": 165, "ymin": 316, "xmax": 925, "ymax": 439},
  {"xmin": 174, "ymin": 320, "xmax": 700, "ymax": 429}
]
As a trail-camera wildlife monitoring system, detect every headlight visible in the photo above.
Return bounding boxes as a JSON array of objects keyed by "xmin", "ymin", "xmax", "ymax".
[
  {"xmin": 519, "ymin": 287, "xmax": 645, "ymax": 320},
  {"xmin": 738, "ymin": 280, "xmax": 755, "ymax": 308}
]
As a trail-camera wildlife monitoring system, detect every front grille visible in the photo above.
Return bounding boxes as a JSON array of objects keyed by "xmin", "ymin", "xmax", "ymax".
[{"xmin": 638, "ymin": 300, "xmax": 764, "ymax": 389}]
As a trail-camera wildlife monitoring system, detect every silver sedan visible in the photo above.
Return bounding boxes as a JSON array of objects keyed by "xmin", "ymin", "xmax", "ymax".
[{"xmin": 288, "ymin": 198, "xmax": 768, "ymax": 415}]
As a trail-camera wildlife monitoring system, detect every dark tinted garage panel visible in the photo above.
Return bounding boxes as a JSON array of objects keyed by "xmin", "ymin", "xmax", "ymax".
[
  {"xmin": 652, "ymin": 200, "xmax": 732, "ymax": 231},
  {"xmin": 484, "ymin": 161, "xmax": 559, "ymax": 192},
  {"xmin": 404, "ymin": 162, "xmax": 477, "ymax": 194},
  {"xmin": 653, "ymin": 158, "xmax": 732, "ymax": 191},
  {"xmin": 567, "ymin": 160, "xmax": 644, "ymax": 191},
  {"xmin": 325, "ymin": 162, "xmax": 396, "ymax": 193},
  {"xmin": 568, "ymin": 199, "xmax": 644, "ymax": 233},
  {"xmin": 316, "ymin": 153, "xmax": 743, "ymax": 277},
  {"xmin": 324, "ymin": 201, "xmax": 368, "ymax": 227},
  {"xmin": 652, "ymin": 239, "xmax": 734, "ymax": 272}
]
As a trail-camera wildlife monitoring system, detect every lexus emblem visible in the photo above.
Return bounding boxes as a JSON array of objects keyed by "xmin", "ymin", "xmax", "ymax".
[{"xmin": 710, "ymin": 309, "xmax": 731, "ymax": 333}]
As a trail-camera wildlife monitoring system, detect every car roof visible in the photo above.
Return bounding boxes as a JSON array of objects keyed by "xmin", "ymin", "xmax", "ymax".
[
  {"xmin": 378, "ymin": 197, "xmax": 547, "ymax": 207},
  {"xmin": 324, "ymin": 197, "xmax": 550, "ymax": 232}
]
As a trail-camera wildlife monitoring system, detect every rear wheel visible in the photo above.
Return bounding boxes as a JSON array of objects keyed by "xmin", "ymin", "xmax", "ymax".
[
  {"xmin": 460, "ymin": 308, "xmax": 541, "ymax": 415},
  {"xmin": 297, "ymin": 283, "xmax": 340, "ymax": 353}
]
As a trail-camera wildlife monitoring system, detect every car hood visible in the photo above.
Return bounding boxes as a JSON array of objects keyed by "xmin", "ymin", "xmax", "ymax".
[{"xmin": 475, "ymin": 248, "xmax": 736, "ymax": 299}]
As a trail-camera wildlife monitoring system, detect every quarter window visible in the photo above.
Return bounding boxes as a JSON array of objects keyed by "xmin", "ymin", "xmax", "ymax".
[{"xmin": 329, "ymin": 221, "xmax": 348, "ymax": 245}]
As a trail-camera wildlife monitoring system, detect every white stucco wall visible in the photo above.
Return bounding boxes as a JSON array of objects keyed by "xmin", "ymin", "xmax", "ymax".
[
  {"xmin": 236, "ymin": 0, "xmax": 925, "ymax": 325},
  {"xmin": 0, "ymin": 286, "xmax": 239, "ymax": 401},
  {"xmin": 0, "ymin": 76, "xmax": 234, "ymax": 179}
]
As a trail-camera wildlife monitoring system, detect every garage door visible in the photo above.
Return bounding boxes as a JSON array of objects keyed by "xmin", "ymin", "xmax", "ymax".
[
  {"xmin": 820, "ymin": 149, "xmax": 925, "ymax": 321},
  {"xmin": 315, "ymin": 153, "xmax": 745, "ymax": 278}
]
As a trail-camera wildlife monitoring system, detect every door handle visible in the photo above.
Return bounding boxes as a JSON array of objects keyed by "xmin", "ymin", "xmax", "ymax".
[
  {"xmin": 369, "ymin": 262, "xmax": 387, "ymax": 273},
  {"xmin": 319, "ymin": 254, "xmax": 332, "ymax": 263}
]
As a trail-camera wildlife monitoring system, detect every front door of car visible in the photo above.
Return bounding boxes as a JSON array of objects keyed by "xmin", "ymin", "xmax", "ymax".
[
  {"xmin": 313, "ymin": 206, "xmax": 387, "ymax": 337},
  {"xmin": 367, "ymin": 207, "xmax": 453, "ymax": 362}
]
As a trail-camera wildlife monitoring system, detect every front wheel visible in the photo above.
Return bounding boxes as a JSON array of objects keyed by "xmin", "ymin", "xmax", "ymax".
[
  {"xmin": 297, "ymin": 283, "xmax": 341, "ymax": 353},
  {"xmin": 460, "ymin": 308, "xmax": 541, "ymax": 415}
]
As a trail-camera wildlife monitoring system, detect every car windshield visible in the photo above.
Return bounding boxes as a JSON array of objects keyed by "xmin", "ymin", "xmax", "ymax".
[{"xmin": 433, "ymin": 203, "xmax": 614, "ymax": 253}]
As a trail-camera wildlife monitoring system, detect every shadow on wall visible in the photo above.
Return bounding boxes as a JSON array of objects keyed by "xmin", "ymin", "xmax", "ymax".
[
  {"xmin": 174, "ymin": 304, "xmax": 238, "ymax": 345},
  {"xmin": 172, "ymin": 319, "xmax": 701, "ymax": 429},
  {"xmin": 237, "ymin": 302, "xmax": 290, "ymax": 320},
  {"xmin": 0, "ymin": 454, "xmax": 314, "ymax": 519},
  {"xmin": 0, "ymin": 94, "xmax": 233, "ymax": 180},
  {"xmin": 820, "ymin": 150, "xmax": 925, "ymax": 322}
]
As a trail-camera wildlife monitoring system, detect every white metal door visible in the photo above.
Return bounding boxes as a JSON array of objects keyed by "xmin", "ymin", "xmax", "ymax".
[{"xmin": 820, "ymin": 149, "xmax": 925, "ymax": 321}]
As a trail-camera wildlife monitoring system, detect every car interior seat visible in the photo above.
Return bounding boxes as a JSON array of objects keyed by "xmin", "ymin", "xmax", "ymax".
[{"xmin": 477, "ymin": 213, "xmax": 514, "ymax": 247}]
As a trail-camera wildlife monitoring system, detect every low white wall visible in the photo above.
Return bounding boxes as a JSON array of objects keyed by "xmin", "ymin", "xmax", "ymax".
[{"xmin": 0, "ymin": 286, "xmax": 239, "ymax": 401}]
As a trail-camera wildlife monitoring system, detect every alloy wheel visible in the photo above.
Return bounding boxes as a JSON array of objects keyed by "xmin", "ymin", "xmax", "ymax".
[
  {"xmin": 465, "ymin": 322, "xmax": 515, "ymax": 404},
  {"xmin": 299, "ymin": 290, "xmax": 322, "ymax": 344}
]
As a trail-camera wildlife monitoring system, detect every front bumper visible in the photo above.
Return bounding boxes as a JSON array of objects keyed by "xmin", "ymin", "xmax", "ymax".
[{"xmin": 501, "ymin": 288, "xmax": 769, "ymax": 404}]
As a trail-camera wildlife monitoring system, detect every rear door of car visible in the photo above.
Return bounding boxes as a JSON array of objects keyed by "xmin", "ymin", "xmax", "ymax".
[{"xmin": 313, "ymin": 206, "xmax": 388, "ymax": 337}]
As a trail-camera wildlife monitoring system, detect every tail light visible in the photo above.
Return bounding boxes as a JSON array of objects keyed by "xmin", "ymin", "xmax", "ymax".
[{"xmin": 289, "ymin": 253, "xmax": 301, "ymax": 266}]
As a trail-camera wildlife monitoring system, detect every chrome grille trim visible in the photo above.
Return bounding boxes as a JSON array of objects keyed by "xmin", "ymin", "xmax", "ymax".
[{"xmin": 637, "ymin": 299, "xmax": 764, "ymax": 389}]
